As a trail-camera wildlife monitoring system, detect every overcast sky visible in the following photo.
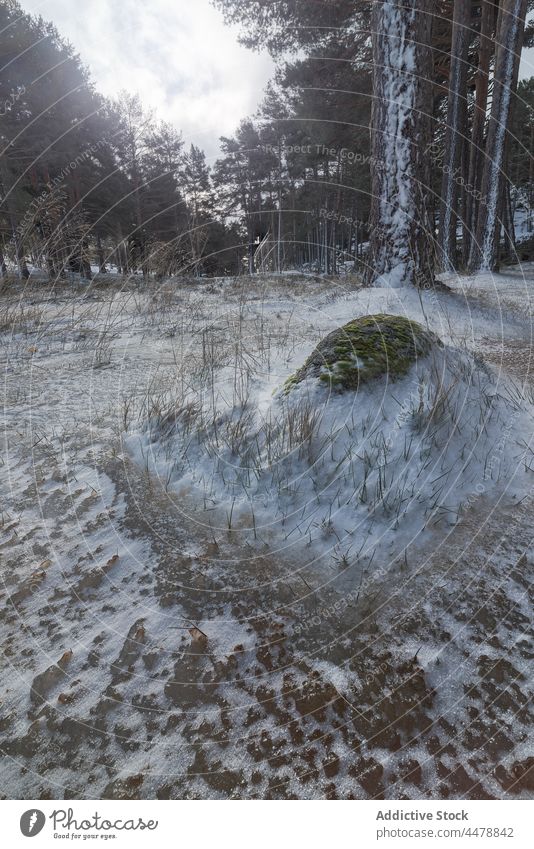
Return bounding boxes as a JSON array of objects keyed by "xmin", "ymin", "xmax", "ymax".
[
  {"xmin": 20, "ymin": 0, "xmax": 275, "ymax": 162},
  {"xmin": 18, "ymin": 1, "xmax": 534, "ymax": 163}
]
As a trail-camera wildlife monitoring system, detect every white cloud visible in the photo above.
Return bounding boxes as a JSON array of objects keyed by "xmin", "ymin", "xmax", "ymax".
[{"xmin": 20, "ymin": 0, "xmax": 275, "ymax": 159}]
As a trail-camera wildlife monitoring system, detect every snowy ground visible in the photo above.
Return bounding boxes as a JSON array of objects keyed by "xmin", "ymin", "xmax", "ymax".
[{"xmin": 1, "ymin": 268, "xmax": 533, "ymax": 799}]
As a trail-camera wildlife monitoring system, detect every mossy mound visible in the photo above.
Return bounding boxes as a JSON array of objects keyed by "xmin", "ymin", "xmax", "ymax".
[{"xmin": 288, "ymin": 314, "xmax": 441, "ymax": 392}]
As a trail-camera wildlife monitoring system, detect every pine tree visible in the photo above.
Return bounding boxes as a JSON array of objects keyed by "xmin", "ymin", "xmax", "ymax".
[
  {"xmin": 181, "ymin": 144, "xmax": 213, "ymax": 274},
  {"xmin": 113, "ymin": 92, "xmax": 154, "ymax": 275},
  {"xmin": 143, "ymin": 121, "xmax": 186, "ymax": 251},
  {"xmin": 214, "ymin": 122, "xmax": 277, "ymax": 273}
]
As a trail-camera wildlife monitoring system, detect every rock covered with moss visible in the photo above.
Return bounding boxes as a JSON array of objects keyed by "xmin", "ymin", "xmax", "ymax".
[{"xmin": 288, "ymin": 313, "xmax": 441, "ymax": 392}]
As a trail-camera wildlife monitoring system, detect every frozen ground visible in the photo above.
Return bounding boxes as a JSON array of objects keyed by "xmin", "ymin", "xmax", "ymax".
[{"xmin": 1, "ymin": 268, "xmax": 533, "ymax": 799}]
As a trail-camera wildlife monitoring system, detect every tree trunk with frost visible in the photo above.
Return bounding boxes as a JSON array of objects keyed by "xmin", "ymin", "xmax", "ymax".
[
  {"xmin": 365, "ymin": 0, "xmax": 436, "ymax": 288},
  {"xmin": 470, "ymin": 0, "xmax": 527, "ymax": 271},
  {"xmin": 465, "ymin": 0, "xmax": 496, "ymax": 267},
  {"xmin": 438, "ymin": 0, "xmax": 471, "ymax": 272}
]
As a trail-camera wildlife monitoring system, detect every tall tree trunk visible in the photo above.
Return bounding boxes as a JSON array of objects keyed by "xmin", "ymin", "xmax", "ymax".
[
  {"xmin": 438, "ymin": 0, "xmax": 471, "ymax": 271},
  {"xmin": 323, "ymin": 211, "xmax": 328, "ymax": 274},
  {"xmin": 97, "ymin": 232, "xmax": 107, "ymax": 273},
  {"xmin": 470, "ymin": 0, "xmax": 528, "ymax": 271},
  {"xmin": 365, "ymin": 0, "xmax": 436, "ymax": 287},
  {"xmin": 465, "ymin": 0, "xmax": 496, "ymax": 267},
  {"xmin": 0, "ymin": 241, "xmax": 7, "ymax": 278},
  {"xmin": 501, "ymin": 179, "xmax": 516, "ymax": 262},
  {"xmin": 116, "ymin": 224, "xmax": 128, "ymax": 275}
]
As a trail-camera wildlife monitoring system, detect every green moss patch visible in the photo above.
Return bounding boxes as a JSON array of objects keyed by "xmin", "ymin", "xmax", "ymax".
[{"xmin": 288, "ymin": 314, "xmax": 440, "ymax": 392}]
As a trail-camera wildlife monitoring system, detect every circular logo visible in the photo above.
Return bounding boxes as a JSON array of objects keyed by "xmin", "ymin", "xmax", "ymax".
[{"xmin": 20, "ymin": 810, "xmax": 46, "ymax": 837}]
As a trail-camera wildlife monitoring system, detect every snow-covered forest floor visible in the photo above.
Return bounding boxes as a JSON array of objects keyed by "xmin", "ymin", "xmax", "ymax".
[{"xmin": 1, "ymin": 267, "xmax": 534, "ymax": 800}]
